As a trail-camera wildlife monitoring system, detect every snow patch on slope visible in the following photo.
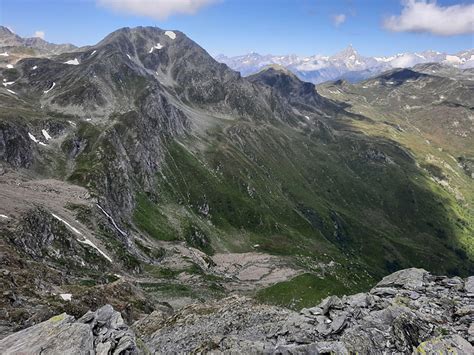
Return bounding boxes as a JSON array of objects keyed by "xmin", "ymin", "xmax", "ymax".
[
  {"xmin": 96, "ymin": 204, "xmax": 127, "ymax": 237},
  {"xmin": 43, "ymin": 82, "xmax": 55, "ymax": 94},
  {"xmin": 42, "ymin": 129, "xmax": 52, "ymax": 140},
  {"xmin": 52, "ymin": 213, "xmax": 113, "ymax": 262},
  {"xmin": 28, "ymin": 133, "xmax": 39, "ymax": 143},
  {"xmin": 59, "ymin": 293, "xmax": 72, "ymax": 301},
  {"xmin": 64, "ymin": 58, "xmax": 79, "ymax": 65},
  {"xmin": 79, "ymin": 239, "xmax": 113, "ymax": 262},
  {"xmin": 52, "ymin": 213, "xmax": 82, "ymax": 235},
  {"xmin": 165, "ymin": 31, "xmax": 176, "ymax": 40},
  {"xmin": 149, "ymin": 43, "xmax": 164, "ymax": 53}
]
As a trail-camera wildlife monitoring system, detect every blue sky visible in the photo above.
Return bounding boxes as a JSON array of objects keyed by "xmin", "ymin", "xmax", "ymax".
[{"xmin": 1, "ymin": 0, "xmax": 473, "ymax": 57}]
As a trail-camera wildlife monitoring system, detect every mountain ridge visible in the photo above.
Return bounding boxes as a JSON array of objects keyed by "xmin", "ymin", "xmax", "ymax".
[
  {"xmin": 0, "ymin": 25, "xmax": 472, "ymax": 349},
  {"xmin": 216, "ymin": 46, "xmax": 474, "ymax": 84},
  {"xmin": 0, "ymin": 25, "xmax": 76, "ymax": 55}
]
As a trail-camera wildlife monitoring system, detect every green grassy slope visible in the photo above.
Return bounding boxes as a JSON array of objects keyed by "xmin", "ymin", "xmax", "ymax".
[{"xmin": 130, "ymin": 117, "xmax": 473, "ymax": 283}]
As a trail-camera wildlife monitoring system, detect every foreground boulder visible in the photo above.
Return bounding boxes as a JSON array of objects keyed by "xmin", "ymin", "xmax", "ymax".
[
  {"xmin": 0, "ymin": 305, "xmax": 138, "ymax": 354},
  {"xmin": 0, "ymin": 268, "xmax": 472, "ymax": 354}
]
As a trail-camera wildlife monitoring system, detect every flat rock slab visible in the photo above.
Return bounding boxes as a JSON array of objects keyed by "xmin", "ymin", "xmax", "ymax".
[
  {"xmin": 374, "ymin": 268, "xmax": 428, "ymax": 290},
  {"xmin": 465, "ymin": 276, "xmax": 474, "ymax": 295},
  {"xmin": 0, "ymin": 314, "xmax": 93, "ymax": 354},
  {"xmin": 414, "ymin": 335, "xmax": 473, "ymax": 354},
  {"xmin": 0, "ymin": 304, "xmax": 138, "ymax": 355}
]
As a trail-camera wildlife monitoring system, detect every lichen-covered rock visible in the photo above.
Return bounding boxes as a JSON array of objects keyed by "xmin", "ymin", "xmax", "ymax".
[
  {"xmin": 0, "ymin": 305, "xmax": 138, "ymax": 354},
  {"xmin": 414, "ymin": 335, "xmax": 473, "ymax": 354},
  {"xmin": 0, "ymin": 313, "xmax": 93, "ymax": 354}
]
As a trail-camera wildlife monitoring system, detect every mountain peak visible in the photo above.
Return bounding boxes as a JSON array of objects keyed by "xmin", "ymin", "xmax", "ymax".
[
  {"xmin": 0, "ymin": 25, "xmax": 21, "ymax": 46},
  {"xmin": 332, "ymin": 44, "xmax": 359, "ymax": 60},
  {"xmin": 0, "ymin": 26, "xmax": 76, "ymax": 54},
  {"xmin": 0, "ymin": 26, "xmax": 15, "ymax": 36},
  {"xmin": 258, "ymin": 64, "xmax": 296, "ymax": 76}
]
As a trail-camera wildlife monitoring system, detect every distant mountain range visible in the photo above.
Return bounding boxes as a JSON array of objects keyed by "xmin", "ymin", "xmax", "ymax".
[
  {"xmin": 216, "ymin": 46, "xmax": 474, "ymax": 84},
  {"xmin": 0, "ymin": 26, "xmax": 76, "ymax": 55},
  {"xmin": 0, "ymin": 26, "xmax": 77, "ymax": 68}
]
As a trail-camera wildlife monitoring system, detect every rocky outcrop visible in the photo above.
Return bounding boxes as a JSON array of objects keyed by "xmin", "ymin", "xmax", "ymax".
[
  {"xmin": 0, "ymin": 305, "xmax": 138, "ymax": 354},
  {"xmin": 0, "ymin": 268, "xmax": 472, "ymax": 353},
  {"xmin": 144, "ymin": 268, "xmax": 473, "ymax": 353},
  {"xmin": 247, "ymin": 65, "xmax": 342, "ymax": 117},
  {"xmin": 10, "ymin": 207, "xmax": 109, "ymax": 270},
  {"xmin": 0, "ymin": 121, "xmax": 33, "ymax": 168}
]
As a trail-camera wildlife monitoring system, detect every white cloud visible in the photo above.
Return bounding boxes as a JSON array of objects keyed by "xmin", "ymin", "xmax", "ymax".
[
  {"xmin": 384, "ymin": 0, "xmax": 474, "ymax": 36},
  {"xmin": 390, "ymin": 53, "xmax": 423, "ymax": 68},
  {"xmin": 97, "ymin": 0, "xmax": 219, "ymax": 20},
  {"xmin": 332, "ymin": 14, "xmax": 347, "ymax": 27},
  {"xmin": 34, "ymin": 30, "xmax": 45, "ymax": 39}
]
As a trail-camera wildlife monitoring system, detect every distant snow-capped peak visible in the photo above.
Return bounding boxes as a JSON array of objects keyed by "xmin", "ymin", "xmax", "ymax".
[{"xmin": 216, "ymin": 47, "xmax": 473, "ymax": 84}]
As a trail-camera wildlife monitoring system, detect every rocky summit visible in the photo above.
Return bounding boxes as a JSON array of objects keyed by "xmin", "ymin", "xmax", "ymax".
[
  {"xmin": 0, "ymin": 23, "xmax": 473, "ymax": 354},
  {"xmin": 0, "ymin": 268, "xmax": 473, "ymax": 354}
]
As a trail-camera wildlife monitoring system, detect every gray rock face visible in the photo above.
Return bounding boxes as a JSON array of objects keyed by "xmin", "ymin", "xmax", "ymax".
[
  {"xmin": 78, "ymin": 304, "xmax": 138, "ymax": 354},
  {"xmin": 247, "ymin": 66, "xmax": 343, "ymax": 117},
  {"xmin": 0, "ymin": 313, "xmax": 93, "ymax": 354},
  {"xmin": 0, "ymin": 305, "xmax": 137, "ymax": 354},
  {"xmin": 465, "ymin": 276, "xmax": 474, "ymax": 296},
  {"xmin": 10, "ymin": 208, "xmax": 109, "ymax": 270},
  {"xmin": 142, "ymin": 268, "xmax": 473, "ymax": 353},
  {"xmin": 0, "ymin": 269, "xmax": 472, "ymax": 353},
  {"xmin": 375, "ymin": 267, "xmax": 428, "ymax": 290},
  {"xmin": 0, "ymin": 121, "xmax": 33, "ymax": 168},
  {"xmin": 132, "ymin": 306, "xmax": 173, "ymax": 338}
]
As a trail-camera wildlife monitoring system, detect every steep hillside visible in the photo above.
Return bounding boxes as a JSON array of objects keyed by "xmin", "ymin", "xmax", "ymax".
[
  {"xmin": 318, "ymin": 64, "xmax": 474, "ymax": 258},
  {"xmin": 0, "ymin": 26, "xmax": 472, "ymax": 338}
]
